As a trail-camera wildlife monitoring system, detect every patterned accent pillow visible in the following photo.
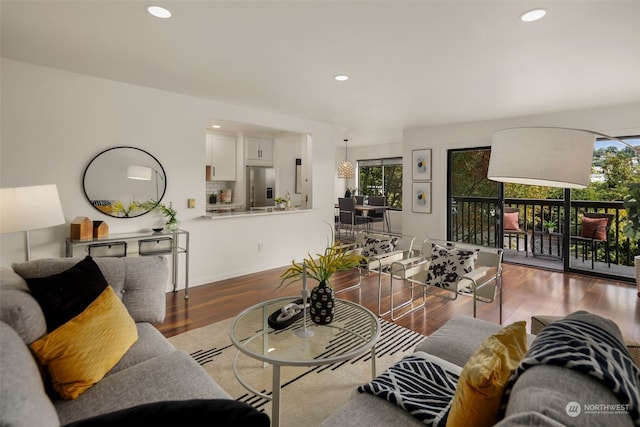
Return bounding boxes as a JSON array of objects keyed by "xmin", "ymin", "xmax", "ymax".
[
  {"xmin": 358, "ymin": 354, "xmax": 459, "ymax": 426},
  {"xmin": 421, "ymin": 241, "xmax": 454, "ymax": 259},
  {"xmin": 91, "ymin": 200, "xmax": 115, "ymax": 215},
  {"xmin": 361, "ymin": 237, "xmax": 399, "ymax": 258},
  {"xmin": 425, "ymin": 243, "xmax": 479, "ymax": 289}
]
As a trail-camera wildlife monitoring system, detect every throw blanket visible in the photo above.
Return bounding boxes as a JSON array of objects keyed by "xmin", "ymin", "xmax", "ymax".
[
  {"xmin": 357, "ymin": 355, "xmax": 459, "ymax": 426},
  {"xmin": 501, "ymin": 317, "xmax": 640, "ymax": 425}
]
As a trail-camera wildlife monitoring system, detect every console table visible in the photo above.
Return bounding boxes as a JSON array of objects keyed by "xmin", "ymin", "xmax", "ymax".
[{"xmin": 65, "ymin": 229, "xmax": 190, "ymax": 299}]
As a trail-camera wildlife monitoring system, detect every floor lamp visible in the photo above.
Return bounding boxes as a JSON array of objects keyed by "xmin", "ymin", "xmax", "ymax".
[
  {"xmin": 0, "ymin": 184, "xmax": 66, "ymax": 261},
  {"xmin": 488, "ymin": 127, "xmax": 640, "ymax": 297},
  {"xmin": 127, "ymin": 165, "xmax": 163, "ymax": 201},
  {"xmin": 488, "ymin": 127, "xmax": 639, "ymax": 189}
]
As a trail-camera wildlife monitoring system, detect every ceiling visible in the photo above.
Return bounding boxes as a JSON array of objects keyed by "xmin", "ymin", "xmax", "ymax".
[{"xmin": 2, "ymin": 1, "xmax": 639, "ymax": 146}]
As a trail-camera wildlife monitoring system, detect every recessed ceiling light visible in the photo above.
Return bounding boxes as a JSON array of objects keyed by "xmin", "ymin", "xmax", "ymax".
[
  {"xmin": 211, "ymin": 125, "xmax": 221, "ymax": 129},
  {"xmin": 520, "ymin": 8, "xmax": 546, "ymax": 22},
  {"xmin": 334, "ymin": 75, "xmax": 349, "ymax": 82},
  {"xmin": 147, "ymin": 6, "xmax": 172, "ymax": 19}
]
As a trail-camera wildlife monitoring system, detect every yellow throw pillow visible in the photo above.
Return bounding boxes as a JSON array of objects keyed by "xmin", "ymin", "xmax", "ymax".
[
  {"xmin": 30, "ymin": 286, "xmax": 138, "ymax": 400},
  {"xmin": 446, "ymin": 321, "xmax": 527, "ymax": 427}
]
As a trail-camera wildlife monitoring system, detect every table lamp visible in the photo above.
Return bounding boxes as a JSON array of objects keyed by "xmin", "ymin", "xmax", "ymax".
[{"xmin": 0, "ymin": 184, "xmax": 65, "ymax": 260}]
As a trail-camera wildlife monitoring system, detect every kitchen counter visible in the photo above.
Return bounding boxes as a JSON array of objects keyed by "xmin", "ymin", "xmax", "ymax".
[
  {"xmin": 203, "ymin": 206, "xmax": 309, "ymax": 219},
  {"xmin": 206, "ymin": 202, "xmax": 244, "ymax": 212}
]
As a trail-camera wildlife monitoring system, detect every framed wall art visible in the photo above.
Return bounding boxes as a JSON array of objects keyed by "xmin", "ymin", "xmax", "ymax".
[
  {"xmin": 412, "ymin": 149, "xmax": 432, "ymax": 181},
  {"xmin": 412, "ymin": 182, "xmax": 432, "ymax": 214}
]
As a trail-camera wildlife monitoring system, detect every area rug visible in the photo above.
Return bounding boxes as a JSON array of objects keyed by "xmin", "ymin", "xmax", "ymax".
[{"xmin": 168, "ymin": 309, "xmax": 425, "ymax": 427}]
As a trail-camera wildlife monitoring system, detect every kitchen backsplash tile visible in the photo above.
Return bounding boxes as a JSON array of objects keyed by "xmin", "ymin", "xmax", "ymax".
[{"xmin": 206, "ymin": 181, "xmax": 235, "ymax": 202}]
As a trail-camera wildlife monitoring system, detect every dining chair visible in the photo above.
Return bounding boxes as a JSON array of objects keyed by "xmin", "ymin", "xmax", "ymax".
[
  {"xmin": 353, "ymin": 195, "xmax": 366, "ymax": 221},
  {"xmin": 338, "ymin": 197, "xmax": 368, "ymax": 239},
  {"xmin": 367, "ymin": 196, "xmax": 386, "ymax": 230}
]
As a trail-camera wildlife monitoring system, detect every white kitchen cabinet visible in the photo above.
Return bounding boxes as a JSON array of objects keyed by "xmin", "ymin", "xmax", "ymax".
[
  {"xmin": 206, "ymin": 134, "xmax": 236, "ymax": 181},
  {"xmin": 245, "ymin": 137, "xmax": 273, "ymax": 165}
]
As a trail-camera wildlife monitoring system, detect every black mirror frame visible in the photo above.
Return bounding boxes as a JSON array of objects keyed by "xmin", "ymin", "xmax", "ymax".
[{"xmin": 82, "ymin": 146, "xmax": 167, "ymax": 218}]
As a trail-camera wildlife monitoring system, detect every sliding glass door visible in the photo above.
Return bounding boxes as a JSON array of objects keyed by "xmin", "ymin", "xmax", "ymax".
[
  {"xmin": 447, "ymin": 138, "xmax": 638, "ymax": 283},
  {"xmin": 567, "ymin": 136, "xmax": 639, "ymax": 281},
  {"xmin": 448, "ymin": 146, "xmax": 568, "ymax": 271},
  {"xmin": 447, "ymin": 148, "xmax": 499, "ymax": 247}
]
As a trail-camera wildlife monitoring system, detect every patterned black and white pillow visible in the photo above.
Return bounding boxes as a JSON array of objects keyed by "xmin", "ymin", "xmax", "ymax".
[
  {"xmin": 358, "ymin": 354, "xmax": 459, "ymax": 426},
  {"xmin": 425, "ymin": 243, "xmax": 478, "ymax": 289},
  {"xmin": 362, "ymin": 237, "xmax": 399, "ymax": 258}
]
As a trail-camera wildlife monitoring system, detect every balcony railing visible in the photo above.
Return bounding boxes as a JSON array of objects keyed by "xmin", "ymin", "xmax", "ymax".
[{"xmin": 450, "ymin": 197, "xmax": 637, "ymax": 269}]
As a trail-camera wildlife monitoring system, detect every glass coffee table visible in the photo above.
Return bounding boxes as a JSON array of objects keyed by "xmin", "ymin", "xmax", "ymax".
[{"xmin": 229, "ymin": 296, "xmax": 380, "ymax": 427}]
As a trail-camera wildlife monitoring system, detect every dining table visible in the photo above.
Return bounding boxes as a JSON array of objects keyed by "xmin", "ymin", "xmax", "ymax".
[{"xmin": 335, "ymin": 203, "xmax": 390, "ymax": 232}]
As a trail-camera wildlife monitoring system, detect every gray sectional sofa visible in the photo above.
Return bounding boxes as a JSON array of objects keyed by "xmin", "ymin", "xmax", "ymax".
[
  {"xmin": 0, "ymin": 256, "xmax": 266, "ymax": 427},
  {"xmin": 4, "ymin": 255, "xmax": 637, "ymax": 427},
  {"xmin": 322, "ymin": 314, "xmax": 639, "ymax": 427}
]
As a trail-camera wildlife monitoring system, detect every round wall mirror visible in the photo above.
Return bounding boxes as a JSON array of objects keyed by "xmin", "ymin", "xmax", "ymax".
[{"xmin": 83, "ymin": 146, "xmax": 167, "ymax": 218}]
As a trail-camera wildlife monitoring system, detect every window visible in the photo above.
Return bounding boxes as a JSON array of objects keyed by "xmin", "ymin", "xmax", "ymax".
[{"xmin": 357, "ymin": 157, "xmax": 403, "ymax": 209}]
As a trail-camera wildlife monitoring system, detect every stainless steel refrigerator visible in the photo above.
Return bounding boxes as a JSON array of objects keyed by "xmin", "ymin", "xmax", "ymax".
[{"xmin": 246, "ymin": 166, "xmax": 275, "ymax": 208}]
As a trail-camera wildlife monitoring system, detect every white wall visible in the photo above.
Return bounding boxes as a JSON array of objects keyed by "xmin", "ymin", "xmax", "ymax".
[
  {"xmin": 273, "ymin": 134, "xmax": 307, "ymax": 208},
  {"xmin": 4, "ymin": 58, "xmax": 639, "ymax": 288},
  {"xmin": 0, "ymin": 58, "xmax": 337, "ymax": 290},
  {"xmin": 402, "ymin": 102, "xmax": 640, "ymax": 246}
]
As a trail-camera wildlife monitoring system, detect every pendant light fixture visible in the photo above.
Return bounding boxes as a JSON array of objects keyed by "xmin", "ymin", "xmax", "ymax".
[{"xmin": 338, "ymin": 139, "xmax": 355, "ymax": 179}]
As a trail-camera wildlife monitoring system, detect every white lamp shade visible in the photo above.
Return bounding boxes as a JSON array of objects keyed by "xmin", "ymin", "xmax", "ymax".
[
  {"xmin": 0, "ymin": 184, "xmax": 66, "ymax": 233},
  {"xmin": 487, "ymin": 127, "xmax": 595, "ymax": 189},
  {"xmin": 127, "ymin": 165, "xmax": 152, "ymax": 180}
]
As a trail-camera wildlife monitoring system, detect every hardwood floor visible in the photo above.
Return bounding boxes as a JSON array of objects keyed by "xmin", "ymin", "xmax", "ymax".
[{"xmin": 156, "ymin": 263, "xmax": 640, "ymax": 341}]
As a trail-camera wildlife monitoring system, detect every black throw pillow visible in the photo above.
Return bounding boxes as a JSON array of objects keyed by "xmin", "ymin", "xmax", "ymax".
[
  {"xmin": 26, "ymin": 256, "xmax": 108, "ymax": 331},
  {"xmin": 62, "ymin": 399, "xmax": 270, "ymax": 427}
]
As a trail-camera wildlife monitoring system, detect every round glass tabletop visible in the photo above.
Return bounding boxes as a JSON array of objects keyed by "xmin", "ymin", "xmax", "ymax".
[{"xmin": 230, "ymin": 296, "xmax": 380, "ymax": 366}]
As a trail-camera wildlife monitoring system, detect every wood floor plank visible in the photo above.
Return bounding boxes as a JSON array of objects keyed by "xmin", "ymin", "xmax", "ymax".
[{"xmin": 156, "ymin": 263, "xmax": 640, "ymax": 341}]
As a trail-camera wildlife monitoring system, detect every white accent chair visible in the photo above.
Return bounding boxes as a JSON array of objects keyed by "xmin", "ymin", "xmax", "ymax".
[
  {"xmin": 340, "ymin": 230, "xmax": 415, "ymax": 316},
  {"xmin": 389, "ymin": 239, "xmax": 503, "ymax": 322}
]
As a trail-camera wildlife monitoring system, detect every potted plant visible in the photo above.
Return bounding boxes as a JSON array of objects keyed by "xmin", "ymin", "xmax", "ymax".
[
  {"xmin": 279, "ymin": 240, "xmax": 365, "ymax": 324},
  {"xmin": 158, "ymin": 202, "xmax": 179, "ymax": 231},
  {"xmin": 623, "ymin": 182, "xmax": 640, "ymax": 296},
  {"xmin": 544, "ymin": 220, "xmax": 556, "ymax": 233},
  {"xmin": 138, "ymin": 200, "xmax": 179, "ymax": 231},
  {"xmin": 274, "ymin": 197, "xmax": 286, "ymax": 209}
]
